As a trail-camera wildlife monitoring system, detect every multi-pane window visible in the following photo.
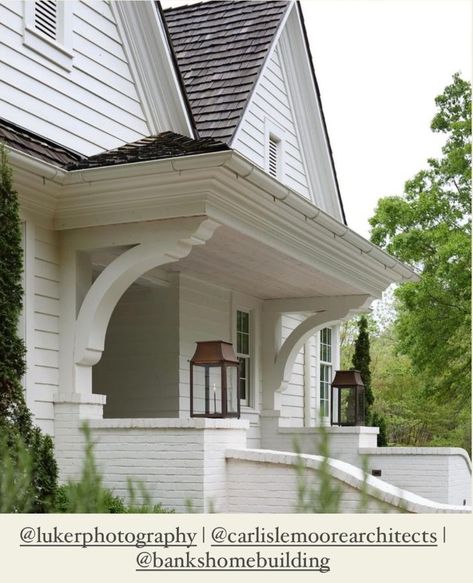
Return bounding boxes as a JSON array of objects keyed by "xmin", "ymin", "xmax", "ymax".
[
  {"xmin": 236, "ymin": 310, "xmax": 250, "ymax": 406},
  {"xmin": 319, "ymin": 327, "xmax": 332, "ymax": 418}
]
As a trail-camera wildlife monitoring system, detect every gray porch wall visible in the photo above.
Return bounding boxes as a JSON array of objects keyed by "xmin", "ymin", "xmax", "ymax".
[{"xmin": 92, "ymin": 276, "xmax": 180, "ymax": 417}]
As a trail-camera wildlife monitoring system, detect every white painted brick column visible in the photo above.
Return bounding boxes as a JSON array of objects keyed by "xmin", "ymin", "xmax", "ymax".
[{"xmin": 53, "ymin": 392, "xmax": 106, "ymax": 482}]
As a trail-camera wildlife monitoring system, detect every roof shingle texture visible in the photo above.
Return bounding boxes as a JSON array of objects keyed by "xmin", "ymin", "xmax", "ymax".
[
  {"xmin": 163, "ymin": 0, "xmax": 289, "ymax": 143},
  {"xmin": 0, "ymin": 119, "xmax": 82, "ymax": 167},
  {"xmin": 66, "ymin": 132, "xmax": 229, "ymax": 170},
  {"xmin": 0, "ymin": 119, "xmax": 228, "ymax": 170}
]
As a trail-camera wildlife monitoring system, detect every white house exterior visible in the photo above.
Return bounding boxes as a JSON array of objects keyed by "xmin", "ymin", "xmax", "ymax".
[{"xmin": 0, "ymin": 0, "xmax": 470, "ymax": 513}]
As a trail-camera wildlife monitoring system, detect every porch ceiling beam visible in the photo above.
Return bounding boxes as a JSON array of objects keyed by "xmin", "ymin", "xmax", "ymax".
[{"xmin": 262, "ymin": 295, "xmax": 368, "ymax": 314}]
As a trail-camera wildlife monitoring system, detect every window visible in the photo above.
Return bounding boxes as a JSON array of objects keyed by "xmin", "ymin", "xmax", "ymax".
[
  {"xmin": 319, "ymin": 327, "xmax": 332, "ymax": 418},
  {"xmin": 236, "ymin": 310, "xmax": 251, "ymax": 406},
  {"xmin": 23, "ymin": 0, "xmax": 73, "ymax": 70}
]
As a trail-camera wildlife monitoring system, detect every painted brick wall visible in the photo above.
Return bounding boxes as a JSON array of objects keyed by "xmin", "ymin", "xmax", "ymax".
[
  {"xmin": 362, "ymin": 448, "xmax": 472, "ymax": 506},
  {"xmin": 54, "ymin": 401, "xmax": 248, "ymax": 513},
  {"xmin": 226, "ymin": 458, "xmax": 398, "ymax": 513}
]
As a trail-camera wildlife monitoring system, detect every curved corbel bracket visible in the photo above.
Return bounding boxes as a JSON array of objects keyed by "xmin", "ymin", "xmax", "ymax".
[
  {"xmin": 74, "ymin": 217, "xmax": 219, "ymax": 367},
  {"xmin": 273, "ymin": 295, "xmax": 371, "ymax": 395}
]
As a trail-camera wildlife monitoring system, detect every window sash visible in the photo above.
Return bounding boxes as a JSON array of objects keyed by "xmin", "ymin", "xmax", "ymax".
[
  {"xmin": 236, "ymin": 310, "xmax": 251, "ymax": 405},
  {"xmin": 319, "ymin": 327, "xmax": 333, "ymax": 418}
]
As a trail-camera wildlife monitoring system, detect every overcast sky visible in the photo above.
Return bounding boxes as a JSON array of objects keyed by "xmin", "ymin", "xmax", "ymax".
[{"xmin": 162, "ymin": 0, "xmax": 472, "ymax": 238}]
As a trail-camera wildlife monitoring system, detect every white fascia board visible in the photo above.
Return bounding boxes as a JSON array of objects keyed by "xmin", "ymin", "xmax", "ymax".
[
  {"xmin": 111, "ymin": 0, "xmax": 194, "ymax": 138},
  {"xmin": 277, "ymin": 7, "xmax": 344, "ymax": 222},
  {"xmin": 66, "ymin": 151, "xmax": 416, "ymax": 290},
  {"xmin": 11, "ymin": 144, "xmax": 417, "ymax": 292}
]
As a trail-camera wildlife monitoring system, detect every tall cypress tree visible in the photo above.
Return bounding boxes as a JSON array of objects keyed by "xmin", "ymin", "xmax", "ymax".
[
  {"xmin": 0, "ymin": 144, "xmax": 58, "ymax": 511},
  {"xmin": 352, "ymin": 315, "xmax": 387, "ymax": 446}
]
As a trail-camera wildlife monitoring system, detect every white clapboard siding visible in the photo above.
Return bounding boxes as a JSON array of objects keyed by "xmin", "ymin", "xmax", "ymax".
[
  {"xmin": 30, "ymin": 226, "xmax": 60, "ymax": 434},
  {"xmin": 178, "ymin": 275, "xmax": 262, "ymax": 447},
  {"xmin": 0, "ymin": 0, "xmax": 149, "ymax": 155},
  {"xmin": 179, "ymin": 275, "xmax": 232, "ymax": 409},
  {"xmin": 233, "ymin": 43, "xmax": 312, "ymax": 200},
  {"xmin": 279, "ymin": 313, "xmax": 319, "ymax": 427}
]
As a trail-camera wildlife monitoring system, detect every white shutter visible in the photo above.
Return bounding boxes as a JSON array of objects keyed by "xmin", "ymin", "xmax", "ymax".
[{"xmin": 34, "ymin": 1, "xmax": 57, "ymax": 41}]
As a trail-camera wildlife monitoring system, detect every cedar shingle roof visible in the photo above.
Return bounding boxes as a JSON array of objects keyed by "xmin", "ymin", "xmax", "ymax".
[
  {"xmin": 66, "ymin": 132, "xmax": 229, "ymax": 170},
  {"xmin": 0, "ymin": 119, "xmax": 83, "ymax": 167},
  {"xmin": 163, "ymin": 0, "xmax": 289, "ymax": 143},
  {"xmin": 0, "ymin": 119, "xmax": 228, "ymax": 170}
]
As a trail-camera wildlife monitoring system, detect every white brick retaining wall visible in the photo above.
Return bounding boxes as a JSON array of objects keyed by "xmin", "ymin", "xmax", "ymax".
[
  {"xmin": 360, "ymin": 447, "xmax": 472, "ymax": 506},
  {"xmin": 225, "ymin": 449, "xmax": 471, "ymax": 514}
]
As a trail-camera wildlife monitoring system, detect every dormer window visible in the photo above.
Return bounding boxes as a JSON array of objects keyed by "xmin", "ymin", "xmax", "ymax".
[
  {"xmin": 23, "ymin": 0, "xmax": 73, "ymax": 70},
  {"xmin": 34, "ymin": 1, "xmax": 58, "ymax": 41}
]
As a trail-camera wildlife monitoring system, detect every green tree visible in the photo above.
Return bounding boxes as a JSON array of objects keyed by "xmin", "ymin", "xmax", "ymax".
[
  {"xmin": 351, "ymin": 315, "xmax": 387, "ymax": 446},
  {"xmin": 352, "ymin": 315, "xmax": 373, "ymax": 414},
  {"xmin": 0, "ymin": 145, "xmax": 58, "ymax": 512},
  {"xmin": 370, "ymin": 74, "xmax": 471, "ymax": 422}
]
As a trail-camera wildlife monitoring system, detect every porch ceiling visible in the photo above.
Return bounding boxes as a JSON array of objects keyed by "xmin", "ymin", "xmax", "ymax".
[{"xmin": 164, "ymin": 225, "xmax": 361, "ymax": 299}]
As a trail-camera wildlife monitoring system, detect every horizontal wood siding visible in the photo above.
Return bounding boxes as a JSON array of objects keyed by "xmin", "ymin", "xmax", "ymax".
[
  {"xmin": 233, "ymin": 43, "xmax": 312, "ymax": 200},
  {"xmin": 93, "ymin": 281, "xmax": 180, "ymax": 419},
  {"xmin": 280, "ymin": 314, "xmax": 305, "ymax": 427},
  {"xmin": 179, "ymin": 275, "xmax": 232, "ymax": 415},
  {"xmin": 0, "ymin": 0, "xmax": 149, "ymax": 155},
  {"xmin": 32, "ymin": 226, "xmax": 60, "ymax": 435}
]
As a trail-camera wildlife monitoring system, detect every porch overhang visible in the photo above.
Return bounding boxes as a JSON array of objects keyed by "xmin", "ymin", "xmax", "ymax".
[{"xmin": 9, "ymin": 145, "xmax": 418, "ymax": 299}]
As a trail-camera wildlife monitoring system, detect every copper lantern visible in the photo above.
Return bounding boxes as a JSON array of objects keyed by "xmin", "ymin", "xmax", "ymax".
[
  {"xmin": 330, "ymin": 370, "xmax": 365, "ymax": 426},
  {"xmin": 190, "ymin": 341, "xmax": 240, "ymax": 418}
]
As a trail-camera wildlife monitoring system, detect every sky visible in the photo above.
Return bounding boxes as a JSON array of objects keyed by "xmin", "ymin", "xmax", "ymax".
[{"xmin": 161, "ymin": 0, "xmax": 472, "ymax": 238}]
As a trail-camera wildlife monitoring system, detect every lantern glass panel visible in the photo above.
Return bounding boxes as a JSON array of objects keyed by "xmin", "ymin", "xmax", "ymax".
[
  {"xmin": 226, "ymin": 365, "xmax": 238, "ymax": 415},
  {"xmin": 357, "ymin": 387, "xmax": 365, "ymax": 425},
  {"xmin": 340, "ymin": 387, "xmax": 356, "ymax": 426},
  {"xmin": 192, "ymin": 365, "xmax": 222, "ymax": 416}
]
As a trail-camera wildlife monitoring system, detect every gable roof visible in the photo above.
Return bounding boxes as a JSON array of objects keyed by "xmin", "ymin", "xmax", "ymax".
[{"xmin": 163, "ymin": 0, "xmax": 290, "ymax": 142}]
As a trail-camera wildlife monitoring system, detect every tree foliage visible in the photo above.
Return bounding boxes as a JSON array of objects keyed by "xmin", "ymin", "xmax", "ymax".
[
  {"xmin": 351, "ymin": 315, "xmax": 387, "ymax": 446},
  {"xmin": 0, "ymin": 144, "xmax": 58, "ymax": 512},
  {"xmin": 352, "ymin": 316, "xmax": 373, "ymax": 412},
  {"xmin": 369, "ymin": 74, "xmax": 471, "ymax": 410}
]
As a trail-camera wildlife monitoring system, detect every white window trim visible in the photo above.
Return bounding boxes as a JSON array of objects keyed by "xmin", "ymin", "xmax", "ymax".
[
  {"xmin": 264, "ymin": 118, "xmax": 285, "ymax": 180},
  {"xmin": 236, "ymin": 308, "xmax": 251, "ymax": 407},
  {"xmin": 315, "ymin": 326, "xmax": 335, "ymax": 425},
  {"xmin": 231, "ymin": 292, "xmax": 261, "ymax": 411},
  {"xmin": 23, "ymin": 1, "xmax": 74, "ymax": 71}
]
